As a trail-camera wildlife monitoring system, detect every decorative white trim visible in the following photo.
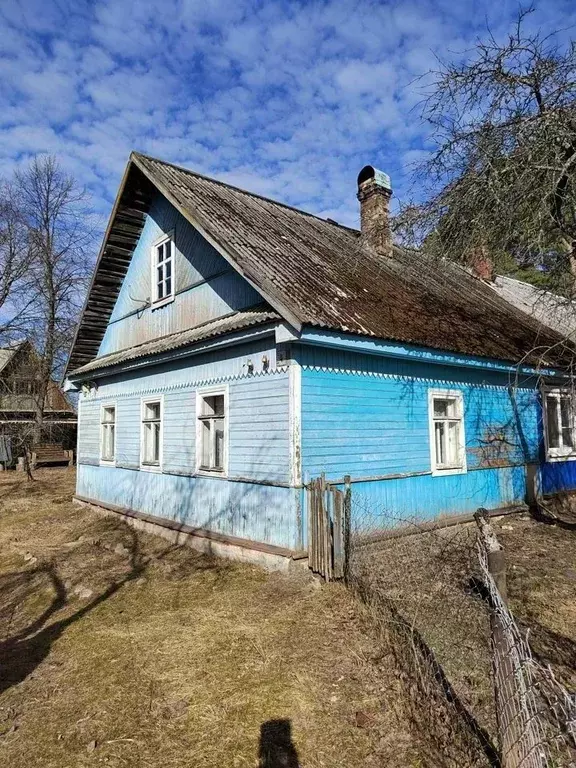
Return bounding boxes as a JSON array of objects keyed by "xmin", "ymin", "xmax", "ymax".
[
  {"xmin": 140, "ymin": 395, "xmax": 164, "ymax": 472},
  {"xmin": 99, "ymin": 401, "xmax": 117, "ymax": 466},
  {"xmin": 195, "ymin": 384, "xmax": 229, "ymax": 477},
  {"xmin": 428, "ymin": 388, "xmax": 467, "ymax": 476},
  {"xmin": 541, "ymin": 386, "xmax": 576, "ymax": 462},
  {"xmin": 288, "ymin": 361, "xmax": 302, "ymax": 487},
  {"xmin": 150, "ymin": 231, "xmax": 175, "ymax": 309}
]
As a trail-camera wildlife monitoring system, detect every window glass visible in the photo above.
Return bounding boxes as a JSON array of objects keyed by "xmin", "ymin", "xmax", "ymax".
[
  {"xmin": 153, "ymin": 238, "xmax": 174, "ymax": 304},
  {"xmin": 198, "ymin": 393, "xmax": 226, "ymax": 472},
  {"xmin": 545, "ymin": 390, "xmax": 575, "ymax": 457},
  {"xmin": 430, "ymin": 392, "xmax": 464, "ymax": 472},
  {"xmin": 101, "ymin": 406, "xmax": 116, "ymax": 462},
  {"xmin": 142, "ymin": 401, "xmax": 161, "ymax": 465}
]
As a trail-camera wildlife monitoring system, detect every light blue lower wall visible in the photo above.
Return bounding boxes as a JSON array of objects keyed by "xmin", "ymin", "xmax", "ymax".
[
  {"xmin": 77, "ymin": 464, "xmax": 300, "ymax": 549},
  {"xmin": 76, "ymin": 343, "xmax": 300, "ymax": 550},
  {"xmin": 299, "ymin": 345, "xmax": 543, "ymax": 524}
]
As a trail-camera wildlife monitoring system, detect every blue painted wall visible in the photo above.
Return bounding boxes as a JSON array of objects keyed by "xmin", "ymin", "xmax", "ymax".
[
  {"xmin": 298, "ymin": 344, "xmax": 545, "ymax": 524},
  {"xmin": 77, "ymin": 339, "xmax": 301, "ymax": 549},
  {"xmin": 77, "ymin": 464, "xmax": 298, "ymax": 549},
  {"xmin": 98, "ymin": 192, "xmax": 262, "ymax": 357}
]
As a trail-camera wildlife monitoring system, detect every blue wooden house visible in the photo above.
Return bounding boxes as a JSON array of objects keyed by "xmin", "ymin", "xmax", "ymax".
[{"xmin": 65, "ymin": 154, "xmax": 576, "ymax": 568}]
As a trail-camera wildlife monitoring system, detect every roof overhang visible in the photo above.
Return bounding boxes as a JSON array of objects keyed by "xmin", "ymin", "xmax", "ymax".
[{"xmin": 67, "ymin": 320, "xmax": 280, "ymax": 382}]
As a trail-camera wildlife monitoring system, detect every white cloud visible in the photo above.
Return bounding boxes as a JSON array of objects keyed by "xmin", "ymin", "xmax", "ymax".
[{"xmin": 0, "ymin": 0, "xmax": 574, "ymax": 233}]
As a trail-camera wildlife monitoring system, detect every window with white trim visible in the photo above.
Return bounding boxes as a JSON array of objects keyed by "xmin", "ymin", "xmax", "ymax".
[
  {"xmin": 151, "ymin": 235, "xmax": 174, "ymax": 305},
  {"xmin": 141, "ymin": 399, "xmax": 162, "ymax": 467},
  {"xmin": 428, "ymin": 390, "xmax": 466, "ymax": 474},
  {"xmin": 100, "ymin": 405, "xmax": 116, "ymax": 463},
  {"xmin": 543, "ymin": 388, "xmax": 576, "ymax": 460},
  {"xmin": 197, "ymin": 391, "xmax": 226, "ymax": 473}
]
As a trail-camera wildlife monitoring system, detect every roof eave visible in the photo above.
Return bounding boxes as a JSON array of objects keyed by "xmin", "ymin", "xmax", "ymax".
[{"xmin": 68, "ymin": 319, "xmax": 280, "ymax": 381}]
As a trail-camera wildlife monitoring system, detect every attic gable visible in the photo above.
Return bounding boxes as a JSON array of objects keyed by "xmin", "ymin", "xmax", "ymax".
[{"xmin": 96, "ymin": 189, "xmax": 265, "ymax": 359}]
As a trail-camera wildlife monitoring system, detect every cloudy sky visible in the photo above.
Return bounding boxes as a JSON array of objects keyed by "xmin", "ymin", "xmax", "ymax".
[{"xmin": 1, "ymin": 0, "xmax": 574, "ymax": 229}]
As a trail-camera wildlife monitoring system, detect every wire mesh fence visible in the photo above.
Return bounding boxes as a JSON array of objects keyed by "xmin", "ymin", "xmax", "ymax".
[{"xmin": 344, "ymin": 492, "xmax": 576, "ymax": 768}]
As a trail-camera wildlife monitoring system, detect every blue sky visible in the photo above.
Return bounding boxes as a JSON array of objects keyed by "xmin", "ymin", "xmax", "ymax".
[{"xmin": 1, "ymin": 0, "xmax": 575, "ymax": 229}]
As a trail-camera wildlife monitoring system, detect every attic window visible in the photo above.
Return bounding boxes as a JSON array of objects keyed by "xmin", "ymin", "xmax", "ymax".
[{"xmin": 151, "ymin": 234, "xmax": 174, "ymax": 306}]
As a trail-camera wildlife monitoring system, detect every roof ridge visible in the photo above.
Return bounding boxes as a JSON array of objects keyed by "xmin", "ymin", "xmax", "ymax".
[{"xmin": 132, "ymin": 151, "xmax": 360, "ymax": 234}]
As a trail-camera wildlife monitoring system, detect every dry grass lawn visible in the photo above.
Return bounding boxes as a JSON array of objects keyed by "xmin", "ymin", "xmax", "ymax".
[{"xmin": 0, "ymin": 469, "xmax": 419, "ymax": 768}]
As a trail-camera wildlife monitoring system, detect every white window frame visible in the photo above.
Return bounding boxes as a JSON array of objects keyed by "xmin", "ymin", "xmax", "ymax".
[
  {"xmin": 428, "ymin": 389, "xmax": 467, "ymax": 476},
  {"xmin": 99, "ymin": 402, "xmax": 116, "ymax": 465},
  {"xmin": 140, "ymin": 395, "xmax": 163, "ymax": 472},
  {"xmin": 196, "ymin": 385, "xmax": 228, "ymax": 476},
  {"xmin": 542, "ymin": 387, "xmax": 576, "ymax": 461},
  {"xmin": 150, "ymin": 232, "xmax": 175, "ymax": 308}
]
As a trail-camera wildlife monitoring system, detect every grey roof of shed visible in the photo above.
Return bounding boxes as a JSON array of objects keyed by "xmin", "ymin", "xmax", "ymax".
[
  {"xmin": 70, "ymin": 306, "xmax": 280, "ymax": 376},
  {"xmin": 492, "ymin": 275, "xmax": 576, "ymax": 339},
  {"xmin": 67, "ymin": 152, "xmax": 574, "ymax": 374}
]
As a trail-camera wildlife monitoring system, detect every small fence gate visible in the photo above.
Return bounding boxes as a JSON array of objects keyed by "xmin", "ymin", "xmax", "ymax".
[{"xmin": 306, "ymin": 475, "xmax": 350, "ymax": 581}]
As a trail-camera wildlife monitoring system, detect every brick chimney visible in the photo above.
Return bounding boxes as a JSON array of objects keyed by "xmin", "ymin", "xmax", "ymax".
[
  {"xmin": 357, "ymin": 165, "xmax": 393, "ymax": 256},
  {"xmin": 470, "ymin": 245, "xmax": 494, "ymax": 282}
]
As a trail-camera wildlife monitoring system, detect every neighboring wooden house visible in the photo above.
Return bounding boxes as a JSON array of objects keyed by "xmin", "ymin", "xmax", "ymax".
[
  {"xmin": 65, "ymin": 153, "xmax": 576, "ymax": 568},
  {"xmin": 0, "ymin": 341, "xmax": 77, "ymax": 456}
]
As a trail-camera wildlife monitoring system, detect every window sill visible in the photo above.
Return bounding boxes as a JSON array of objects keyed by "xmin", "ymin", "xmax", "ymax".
[
  {"xmin": 545, "ymin": 453, "xmax": 576, "ymax": 463},
  {"xmin": 99, "ymin": 459, "xmax": 116, "ymax": 467},
  {"xmin": 431, "ymin": 466, "xmax": 467, "ymax": 477},
  {"xmin": 196, "ymin": 468, "xmax": 227, "ymax": 478},
  {"xmin": 140, "ymin": 463, "xmax": 162, "ymax": 473},
  {"xmin": 151, "ymin": 295, "xmax": 174, "ymax": 311}
]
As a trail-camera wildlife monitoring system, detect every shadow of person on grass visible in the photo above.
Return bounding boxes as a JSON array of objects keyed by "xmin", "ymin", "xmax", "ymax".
[{"xmin": 258, "ymin": 720, "xmax": 300, "ymax": 768}]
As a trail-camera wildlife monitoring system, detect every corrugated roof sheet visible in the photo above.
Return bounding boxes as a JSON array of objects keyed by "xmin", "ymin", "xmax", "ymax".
[
  {"xmin": 492, "ymin": 276, "xmax": 576, "ymax": 339},
  {"xmin": 70, "ymin": 306, "xmax": 280, "ymax": 375},
  {"xmin": 67, "ymin": 152, "xmax": 575, "ymax": 373}
]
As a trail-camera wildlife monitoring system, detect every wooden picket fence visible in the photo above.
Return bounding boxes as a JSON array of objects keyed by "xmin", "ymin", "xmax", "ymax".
[{"xmin": 306, "ymin": 475, "xmax": 350, "ymax": 581}]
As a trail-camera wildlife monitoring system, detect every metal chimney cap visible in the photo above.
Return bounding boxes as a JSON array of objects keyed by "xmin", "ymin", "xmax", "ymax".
[{"xmin": 357, "ymin": 165, "xmax": 392, "ymax": 191}]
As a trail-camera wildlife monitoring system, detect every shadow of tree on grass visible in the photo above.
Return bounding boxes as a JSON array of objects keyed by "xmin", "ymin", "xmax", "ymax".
[{"xmin": 0, "ymin": 524, "xmax": 224, "ymax": 696}]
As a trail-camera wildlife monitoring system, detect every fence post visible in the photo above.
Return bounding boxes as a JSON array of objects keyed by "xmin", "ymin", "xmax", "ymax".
[
  {"xmin": 475, "ymin": 507, "xmax": 507, "ymax": 603},
  {"xmin": 343, "ymin": 475, "xmax": 351, "ymax": 584}
]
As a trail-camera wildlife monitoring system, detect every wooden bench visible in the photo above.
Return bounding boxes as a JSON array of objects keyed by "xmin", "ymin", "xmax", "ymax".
[{"xmin": 26, "ymin": 443, "xmax": 74, "ymax": 469}]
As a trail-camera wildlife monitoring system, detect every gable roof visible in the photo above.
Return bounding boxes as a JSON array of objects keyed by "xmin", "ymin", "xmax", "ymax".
[
  {"xmin": 67, "ymin": 152, "xmax": 573, "ymax": 374},
  {"xmin": 492, "ymin": 275, "xmax": 576, "ymax": 339},
  {"xmin": 0, "ymin": 341, "xmax": 27, "ymax": 375}
]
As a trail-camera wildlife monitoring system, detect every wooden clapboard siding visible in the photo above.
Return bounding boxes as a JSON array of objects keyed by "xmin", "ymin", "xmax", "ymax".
[
  {"xmin": 299, "ymin": 344, "xmax": 543, "ymax": 519},
  {"xmin": 229, "ymin": 374, "xmax": 290, "ymax": 483},
  {"xmin": 76, "ymin": 463, "xmax": 300, "ymax": 550}
]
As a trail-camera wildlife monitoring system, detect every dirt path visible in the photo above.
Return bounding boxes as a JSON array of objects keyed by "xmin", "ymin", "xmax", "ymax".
[{"xmin": 0, "ymin": 469, "xmax": 418, "ymax": 768}]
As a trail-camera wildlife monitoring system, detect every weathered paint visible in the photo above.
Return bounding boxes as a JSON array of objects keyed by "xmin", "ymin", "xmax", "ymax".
[
  {"xmin": 76, "ymin": 336, "xmax": 299, "ymax": 548},
  {"xmin": 98, "ymin": 191, "xmax": 261, "ymax": 357},
  {"xmin": 299, "ymin": 343, "xmax": 542, "ymax": 525},
  {"xmin": 77, "ymin": 464, "xmax": 300, "ymax": 549}
]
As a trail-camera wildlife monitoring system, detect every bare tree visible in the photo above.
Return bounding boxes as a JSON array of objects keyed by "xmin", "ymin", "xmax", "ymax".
[
  {"xmin": 10, "ymin": 156, "xmax": 96, "ymax": 441},
  {"xmin": 0, "ymin": 180, "xmax": 31, "ymax": 336},
  {"xmin": 397, "ymin": 7, "xmax": 576, "ymax": 292}
]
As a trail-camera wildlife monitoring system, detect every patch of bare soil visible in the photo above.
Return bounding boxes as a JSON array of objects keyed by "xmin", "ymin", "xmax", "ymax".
[{"xmin": 0, "ymin": 469, "xmax": 419, "ymax": 768}]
